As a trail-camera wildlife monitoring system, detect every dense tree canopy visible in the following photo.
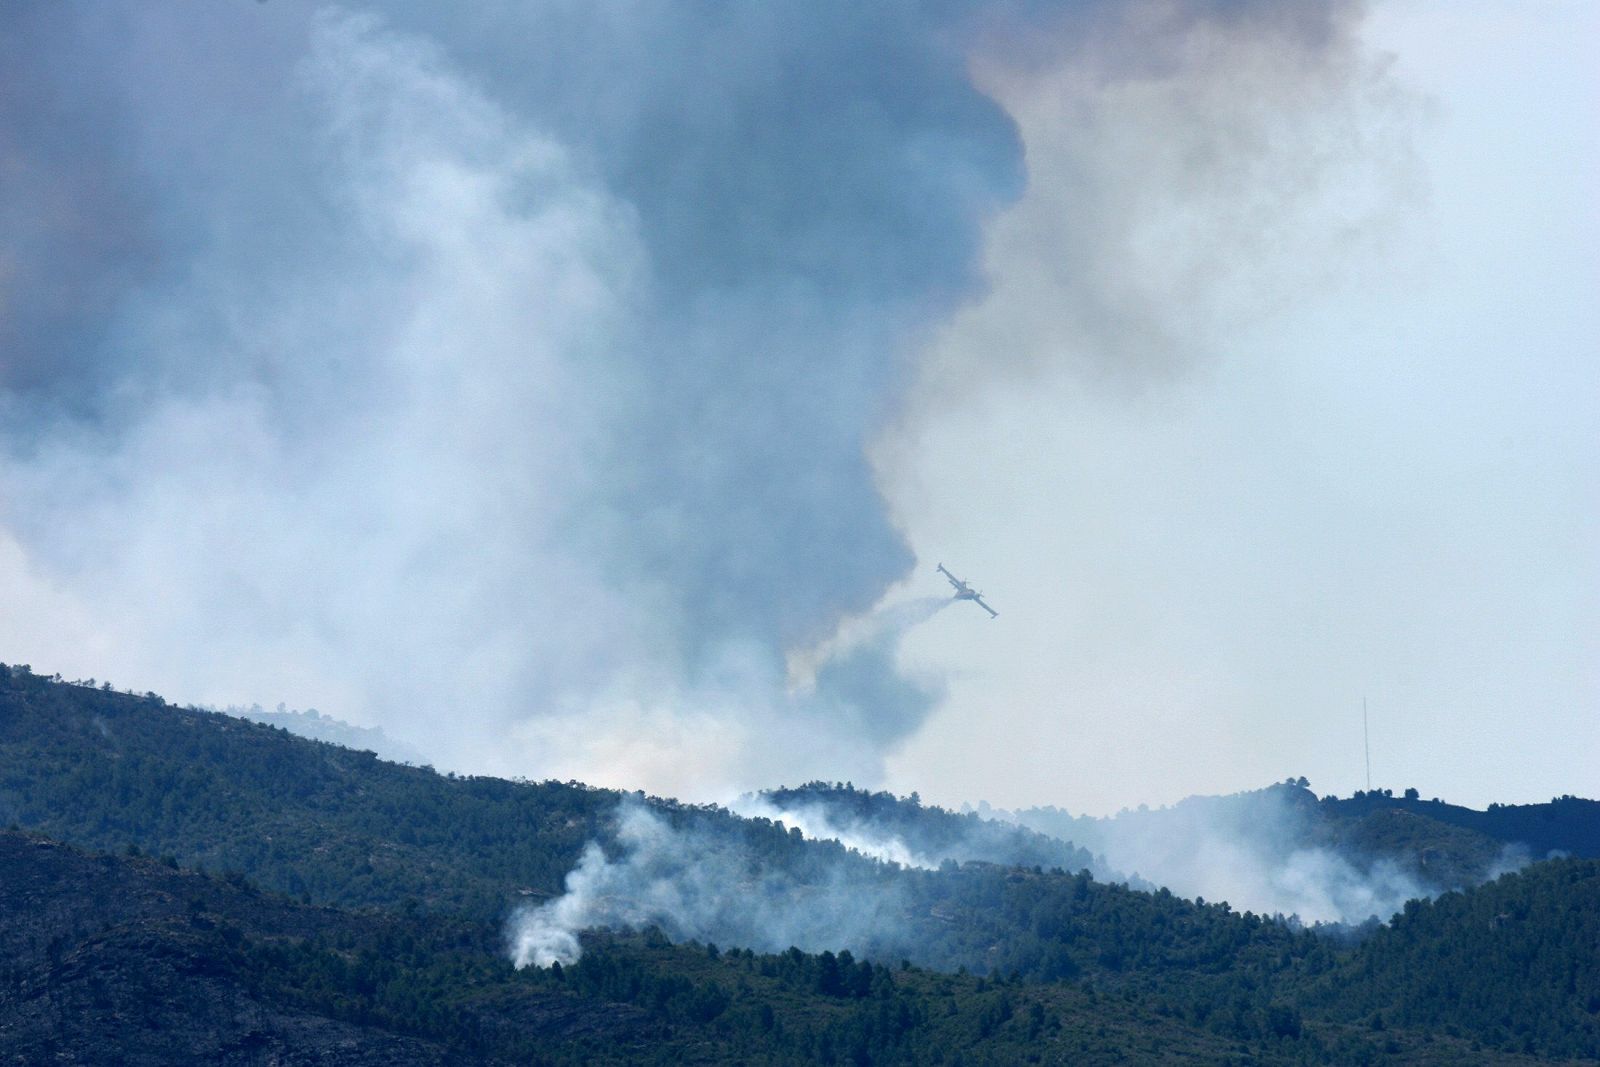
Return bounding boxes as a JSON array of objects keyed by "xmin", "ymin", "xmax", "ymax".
[{"xmin": 2, "ymin": 665, "xmax": 1594, "ymax": 1063}]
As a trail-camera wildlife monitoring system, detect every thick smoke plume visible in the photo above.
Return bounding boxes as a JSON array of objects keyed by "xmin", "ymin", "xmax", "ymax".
[
  {"xmin": 1, "ymin": 0, "xmax": 1392, "ymax": 798},
  {"xmin": 1, "ymin": 3, "xmax": 997, "ymax": 792}
]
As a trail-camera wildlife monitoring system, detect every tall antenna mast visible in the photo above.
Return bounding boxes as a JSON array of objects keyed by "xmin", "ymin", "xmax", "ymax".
[{"xmin": 1363, "ymin": 696, "xmax": 1371, "ymax": 792}]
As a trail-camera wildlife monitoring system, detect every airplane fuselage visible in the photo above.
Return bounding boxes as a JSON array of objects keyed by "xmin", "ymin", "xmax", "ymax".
[{"xmin": 937, "ymin": 563, "xmax": 998, "ymax": 618}]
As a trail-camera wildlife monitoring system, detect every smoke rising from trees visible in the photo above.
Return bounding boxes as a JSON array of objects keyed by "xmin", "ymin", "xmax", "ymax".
[{"xmin": 510, "ymin": 797, "xmax": 913, "ymax": 969}]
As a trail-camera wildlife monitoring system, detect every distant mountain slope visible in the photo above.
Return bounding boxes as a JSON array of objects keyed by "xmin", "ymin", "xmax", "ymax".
[
  {"xmin": 1011, "ymin": 784, "xmax": 1596, "ymax": 873},
  {"xmin": 1000, "ymin": 781, "xmax": 1594, "ymax": 923},
  {"xmin": 753, "ymin": 781, "xmax": 1098, "ymax": 872},
  {"xmin": 1316, "ymin": 791, "xmax": 1600, "ymax": 863},
  {"xmin": 752, "ymin": 779, "xmax": 1584, "ymax": 926},
  {"xmin": 225, "ymin": 701, "xmax": 430, "ymax": 767}
]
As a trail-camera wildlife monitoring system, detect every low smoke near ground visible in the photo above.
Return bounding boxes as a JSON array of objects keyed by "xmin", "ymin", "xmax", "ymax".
[
  {"xmin": 1011, "ymin": 788, "xmax": 1535, "ymax": 924},
  {"xmin": 508, "ymin": 781, "xmax": 1532, "ymax": 972},
  {"xmin": 1006, "ymin": 795, "xmax": 1425, "ymax": 925},
  {"xmin": 731, "ymin": 795, "xmax": 940, "ymax": 872},
  {"xmin": 510, "ymin": 797, "xmax": 910, "ymax": 969},
  {"xmin": 737, "ymin": 783, "xmax": 1529, "ymax": 927},
  {"xmin": 227, "ymin": 703, "xmax": 428, "ymax": 768}
]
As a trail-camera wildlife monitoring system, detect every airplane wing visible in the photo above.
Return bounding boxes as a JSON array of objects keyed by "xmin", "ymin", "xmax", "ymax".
[
  {"xmin": 973, "ymin": 595, "xmax": 998, "ymax": 618},
  {"xmin": 936, "ymin": 563, "xmax": 962, "ymax": 590}
]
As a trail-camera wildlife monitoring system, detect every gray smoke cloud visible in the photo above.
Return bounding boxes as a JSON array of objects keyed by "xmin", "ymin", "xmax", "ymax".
[
  {"xmin": 1, "ymin": 2, "xmax": 998, "ymax": 791},
  {"xmin": 0, "ymin": 0, "xmax": 1387, "ymax": 797},
  {"xmin": 888, "ymin": 0, "xmax": 1413, "ymax": 417}
]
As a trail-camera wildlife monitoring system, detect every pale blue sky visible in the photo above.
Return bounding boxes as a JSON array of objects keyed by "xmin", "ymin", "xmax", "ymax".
[{"xmin": 885, "ymin": 1, "xmax": 1598, "ymax": 813}]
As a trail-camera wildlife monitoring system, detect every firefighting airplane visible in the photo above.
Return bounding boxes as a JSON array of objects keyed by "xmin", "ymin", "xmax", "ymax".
[{"xmin": 937, "ymin": 563, "xmax": 998, "ymax": 618}]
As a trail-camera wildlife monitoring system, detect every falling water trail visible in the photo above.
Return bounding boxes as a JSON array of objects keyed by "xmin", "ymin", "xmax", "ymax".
[{"xmin": 786, "ymin": 594, "xmax": 952, "ymax": 696}]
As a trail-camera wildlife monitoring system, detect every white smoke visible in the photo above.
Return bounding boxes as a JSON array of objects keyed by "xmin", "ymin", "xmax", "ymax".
[
  {"xmin": 508, "ymin": 840, "xmax": 601, "ymax": 969},
  {"xmin": 509, "ymin": 798, "xmax": 910, "ymax": 969},
  {"xmin": 726, "ymin": 783, "xmax": 1530, "ymax": 927},
  {"xmin": 0, "ymin": 10, "xmax": 648, "ymax": 769},
  {"xmin": 787, "ymin": 596, "xmax": 953, "ymax": 695},
  {"xmin": 731, "ymin": 794, "xmax": 937, "ymax": 871},
  {"xmin": 1108, "ymin": 832, "xmax": 1429, "ymax": 925},
  {"xmin": 1002, "ymin": 787, "xmax": 1525, "ymax": 925}
]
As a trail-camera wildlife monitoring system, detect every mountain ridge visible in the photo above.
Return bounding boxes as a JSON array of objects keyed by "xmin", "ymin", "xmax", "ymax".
[
  {"xmin": 5, "ymin": 827, "xmax": 1591, "ymax": 1065},
  {"xmin": 3, "ymin": 662, "xmax": 1596, "ymax": 1061}
]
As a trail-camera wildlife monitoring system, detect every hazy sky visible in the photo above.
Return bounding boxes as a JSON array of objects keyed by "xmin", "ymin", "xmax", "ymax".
[
  {"xmin": 1, "ymin": 1, "xmax": 1593, "ymax": 815},
  {"xmin": 884, "ymin": 1, "xmax": 1599, "ymax": 813}
]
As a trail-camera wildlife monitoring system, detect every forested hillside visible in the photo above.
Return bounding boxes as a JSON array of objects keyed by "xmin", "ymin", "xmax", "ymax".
[
  {"xmin": 1006, "ymin": 784, "xmax": 1595, "ymax": 895},
  {"xmin": 0, "ymin": 665, "xmax": 1328, "ymax": 984},
  {"xmin": 3, "ymin": 664, "xmax": 1596, "ymax": 1063},
  {"xmin": 756, "ymin": 782, "xmax": 1099, "ymax": 872},
  {"xmin": 1316, "ymin": 791, "xmax": 1600, "ymax": 863},
  {"xmin": 3, "ymin": 831, "xmax": 1585, "ymax": 1065},
  {"xmin": 0, "ymin": 664, "xmax": 614, "ymax": 915},
  {"xmin": 753, "ymin": 777, "xmax": 1594, "ymax": 936},
  {"xmin": 1313, "ymin": 859, "xmax": 1600, "ymax": 1060}
]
